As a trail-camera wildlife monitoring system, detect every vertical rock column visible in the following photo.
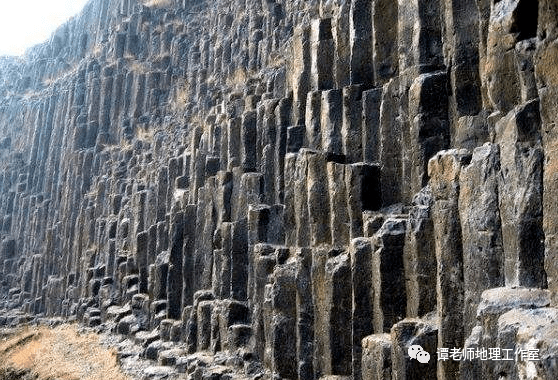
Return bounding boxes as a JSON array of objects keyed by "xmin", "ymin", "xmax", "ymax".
[
  {"xmin": 321, "ymin": 89, "xmax": 343, "ymax": 159},
  {"xmin": 441, "ymin": 0, "xmax": 482, "ymax": 119},
  {"xmin": 346, "ymin": 163, "xmax": 381, "ymax": 239},
  {"xmin": 99, "ymin": 68, "xmax": 114, "ymax": 143},
  {"xmin": 274, "ymin": 98, "xmax": 291, "ymax": 204},
  {"xmin": 311, "ymin": 248, "xmax": 330, "ymax": 378},
  {"xmin": 268, "ymin": 261, "xmax": 297, "ymax": 380},
  {"xmin": 136, "ymin": 230, "xmax": 149, "ymax": 294},
  {"xmin": 334, "ymin": 1, "xmax": 351, "ymax": 88},
  {"xmin": 193, "ymin": 178, "xmax": 217, "ymax": 293},
  {"xmin": 349, "ymin": 0, "xmax": 374, "ymax": 88},
  {"xmin": 292, "ymin": 26, "xmax": 311, "ymax": 126},
  {"xmin": 167, "ymin": 211, "xmax": 185, "ymax": 319},
  {"xmin": 372, "ymin": 0, "xmax": 399, "ymax": 85},
  {"xmin": 537, "ymin": 0, "xmax": 558, "ymax": 306},
  {"xmin": 362, "ymin": 88, "xmax": 381, "ymax": 163},
  {"xmin": 391, "ymin": 318, "xmax": 438, "ymax": 380},
  {"xmin": 326, "ymin": 251, "xmax": 352, "ymax": 376},
  {"xmin": 327, "ymin": 162, "xmax": 349, "ymax": 248},
  {"xmin": 284, "ymin": 154, "xmax": 299, "ymax": 247},
  {"xmin": 251, "ymin": 243, "xmax": 276, "ymax": 361},
  {"xmin": 428, "ymin": 149, "xmax": 470, "ymax": 380},
  {"xmin": 495, "ymin": 100, "xmax": 545, "ymax": 288},
  {"xmin": 406, "ymin": 71, "xmax": 450, "ymax": 199},
  {"xmin": 230, "ymin": 218, "xmax": 248, "ymax": 301},
  {"xmin": 217, "ymin": 222, "xmax": 232, "ymax": 302},
  {"xmin": 242, "ymin": 110, "xmax": 257, "ymax": 173},
  {"xmin": 294, "ymin": 151, "xmax": 310, "ymax": 247},
  {"xmin": 397, "ymin": 0, "xmax": 444, "ymax": 75},
  {"xmin": 156, "ymin": 166, "xmax": 169, "ymax": 222},
  {"xmin": 305, "ymin": 91, "xmax": 322, "ymax": 150},
  {"xmin": 378, "ymin": 79, "xmax": 401, "ymax": 206},
  {"xmin": 259, "ymin": 99, "xmax": 279, "ymax": 205},
  {"xmin": 404, "ymin": 187, "xmax": 436, "ymax": 318},
  {"xmin": 311, "ymin": 18, "xmax": 334, "ymax": 91},
  {"xmin": 350, "ymin": 238, "xmax": 374, "ymax": 380},
  {"xmin": 484, "ymin": 0, "xmax": 528, "ymax": 113},
  {"xmin": 342, "ymin": 85, "xmax": 363, "ymax": 163},
  {"xmin": 295, "ymin": 248, "xmax": 314, "ymax": 380},
  {"xmin": 362, "ymin": 333, "xmax": 392, "ymax": 380},
  {"xmin": 458, "ymin": 144, "xmax": 504, "ymax": 336},
  {"xmin": 372, "ymin": 218, "xmax": 407, "ymax": 334},
  {"xmin": 307, "ymin": 151, "xmax": 331, "ymax": 246}
]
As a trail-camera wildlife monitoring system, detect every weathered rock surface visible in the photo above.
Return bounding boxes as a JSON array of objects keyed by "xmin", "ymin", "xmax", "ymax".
[{"xmin": 0, "ymin": 0, "xmax": 557, "ymax": 379}]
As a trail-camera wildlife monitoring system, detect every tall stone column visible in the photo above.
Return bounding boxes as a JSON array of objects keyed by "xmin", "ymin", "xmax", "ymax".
[{"xmin": 428, "ymin": 149, "xmax": 471, "ymax": 380}]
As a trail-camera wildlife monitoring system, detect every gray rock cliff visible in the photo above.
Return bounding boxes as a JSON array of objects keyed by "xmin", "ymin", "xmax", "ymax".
[{"xmin": 1, "ymin": 0, "xmax": 557, "ymax": 379}]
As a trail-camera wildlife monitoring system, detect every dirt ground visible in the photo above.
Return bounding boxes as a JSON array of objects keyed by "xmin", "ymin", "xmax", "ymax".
[{"xmin": 0, "ymin": 324, "xmax": 131, "ymax": 380}]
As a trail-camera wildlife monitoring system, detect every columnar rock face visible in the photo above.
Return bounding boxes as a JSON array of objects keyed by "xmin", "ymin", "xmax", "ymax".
[{"xmin": 0, "ymin": 0, "xmax": 557, "ymax": 379}]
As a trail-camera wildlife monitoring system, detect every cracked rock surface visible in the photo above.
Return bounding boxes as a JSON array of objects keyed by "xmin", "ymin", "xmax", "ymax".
[{"xmin": 1, "ymin": 0, "xmax": 558, "ymax": 379}]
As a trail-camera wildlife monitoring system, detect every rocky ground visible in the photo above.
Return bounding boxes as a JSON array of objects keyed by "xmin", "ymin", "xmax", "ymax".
[
  {"xmin": 0, "ymin": 322, "xmax": 129, "ymax": 380},
  {"xmin": 0, "ymin": 319, "xmax": 263, "ymax": 380}
]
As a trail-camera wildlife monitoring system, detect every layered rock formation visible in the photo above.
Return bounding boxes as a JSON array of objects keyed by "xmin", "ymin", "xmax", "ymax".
[{"xmin": 0, "ymin": 0, "xmax": 557, "ymax": 379}]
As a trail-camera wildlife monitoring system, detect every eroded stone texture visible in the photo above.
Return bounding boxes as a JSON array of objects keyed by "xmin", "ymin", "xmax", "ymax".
[
  {"xmin": 371, "ymin": 218, "xmax": 407, "ymax": 335},
  {"xmin": 473, "ymin": 287, "xmax": 551, "ymax": 379},
  {"xmin": 495, "ymin": 100, "xmax": 545, "ymax": 289},
  {"xmin": 0, "ymin": 0, "xmax": 557, "ymax": 379},
  {"xmin": 459, "ymin": 143, "xmax": 504, "ymax": 336},
  {"xmin": 537, "ymin": 0, "xmax": 558, "ymax": 308},
  {"xmin": 404, "ymin": 186, "xmax": 436, "ymax": 318},
  {"xmin": 361, "ymin": 334, "xmax": 392, "ymax": 380},
  {"xmin": 391, "ymin": 317, "xmax": 438, "ymax": 380},
  {"xmin": 429, "ymin": 149, "xmax": 470, "ymax": 380}
]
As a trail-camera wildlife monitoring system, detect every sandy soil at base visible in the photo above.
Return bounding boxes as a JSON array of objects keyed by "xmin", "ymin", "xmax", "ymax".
[{"xmin": 0, "ymin": 324, "xmax": 131, "ymax": 380}]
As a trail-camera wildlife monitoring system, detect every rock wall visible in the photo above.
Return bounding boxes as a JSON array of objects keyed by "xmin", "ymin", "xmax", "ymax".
[{"xmin": 0, "ymin": 0, "xmax": 557, "ymax": 379}]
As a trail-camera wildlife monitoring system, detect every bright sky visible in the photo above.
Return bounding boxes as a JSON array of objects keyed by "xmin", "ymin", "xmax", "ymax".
[{"xmin": 0, "ymin": 0, "xmax": 91, "ymax": 56}]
